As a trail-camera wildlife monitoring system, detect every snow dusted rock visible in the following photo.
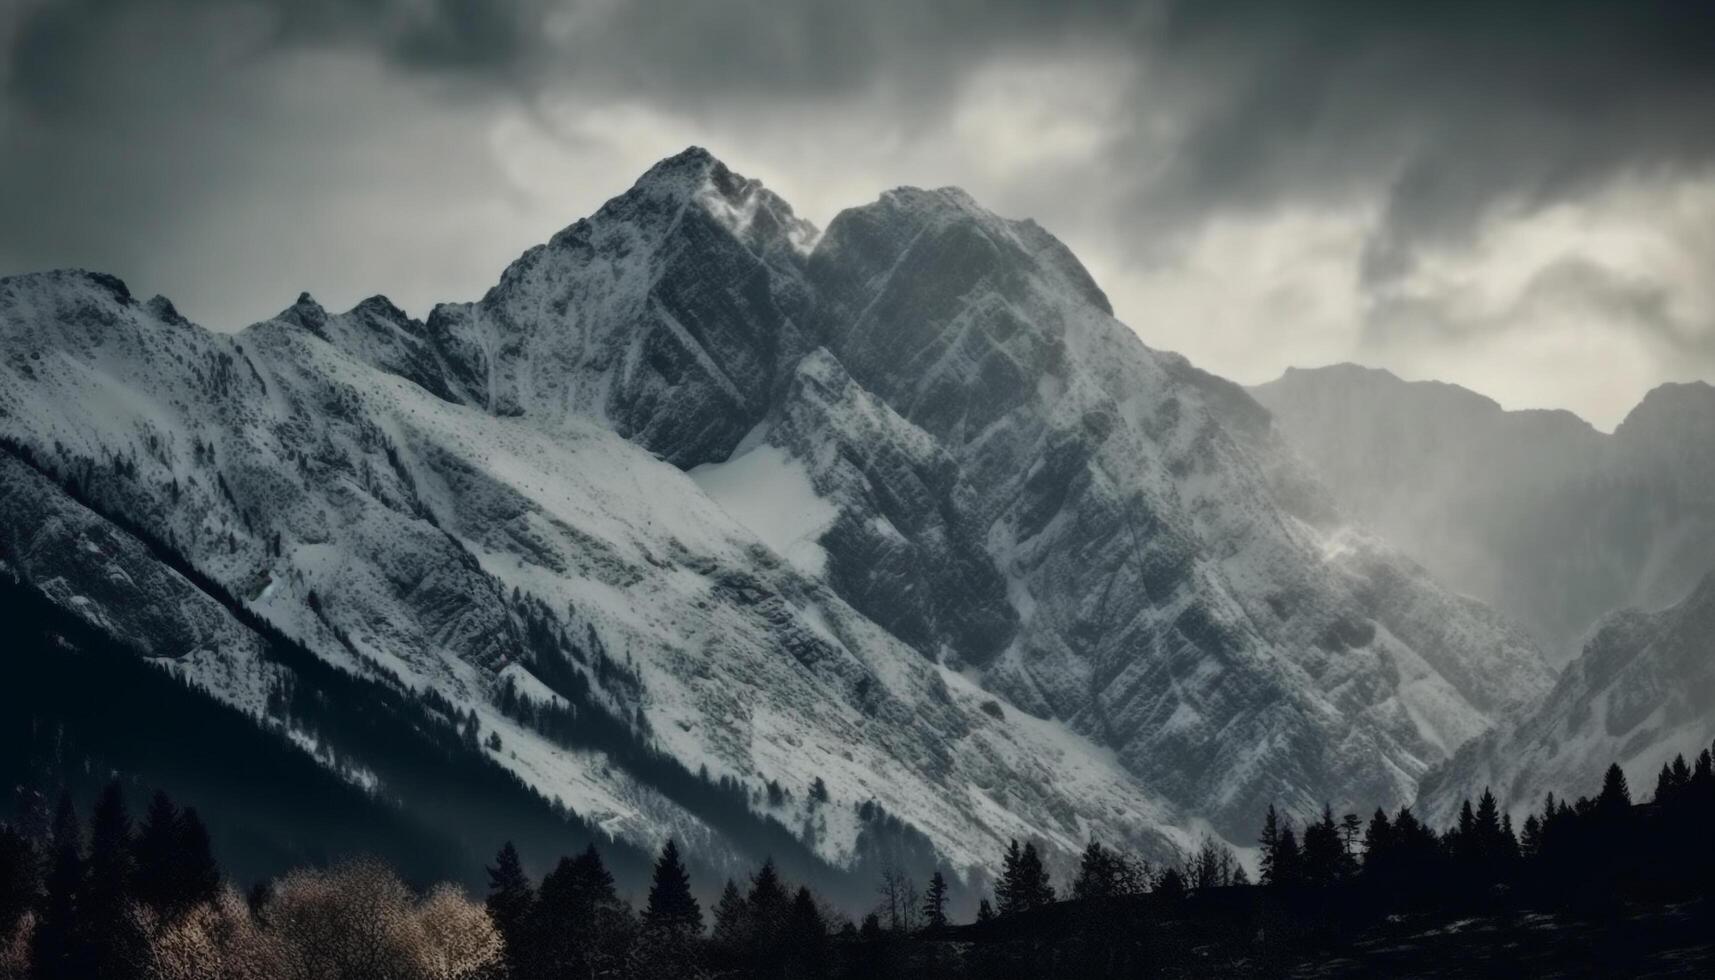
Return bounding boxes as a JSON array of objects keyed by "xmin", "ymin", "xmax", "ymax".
[
  {"xmin": 1419, "ymin": 573, "xmax": 1715, "ymax": 825},
  {"xmin": 281, "ymin": 291, "xmax": 462, "ymax": 403},
  {"xmin": 418, "ymin": 147, "xmax": 819, "ymax": 466},
  {"xmin": 0, "ymin": 150, "xmax": 1556, "ymax": 874},
  {"xmin": 0, "ymin": 452, "xmax": 279, "ymax": 715},
  {"xmin": 800, "ymin": 184, "xmax": 1553, "ymax": 837},
  {"xmin": 698, "ymin": 349, "xmax": 1017, "ymax": 664}
]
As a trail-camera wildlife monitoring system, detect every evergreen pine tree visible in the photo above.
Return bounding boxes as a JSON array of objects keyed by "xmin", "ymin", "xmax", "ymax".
[
  {"xmin": 485, "ymin": 842, "xmax": 535, "ymax": 975},
  {"xmin": 31, "ymin": 793, "xmax": 82, "ymax": 980},
  {"xmin": 1499, "ymin": 812, "xmax": 1520, "ymax": 866},
  {"xmin": 976, "ymin": 897, "xmax": 995, "ymax": 923},
  {"xmin": 1016, "ymin": 841, "xmax": 1055, "ymax": 911},
  {"xmin": 534, "ymin": 844, "xmax": 633, "ymax": 980},
  {"xmin": 1656, "ymin": 761, "xmax": 1678, "ymax": 804},
  {"xmin": 1258, "ymin": 804, "xmax": 1282, "ymax": 885},
  {"xmin": 85, "ymin": 782, "xmax": 133, "ymax": 906},
  {"xmin": 1519, "ymin": 813, "xmax": 1543, "ymax": 861},
  {"xmin": 83, "ymin": 781, "xmax": 144, "ymax": 980},
  {"xmin": 1653, "ymin": 754, "xmax": 1692, "ymax": 807},
  {"xmin": 1154, "ymin": 866, "xmax": 1186, "ymax": 902},
  {"xmin": 747, "ymin": 857, "xmax": 788, "ymax": 927},
  {"xmin": 130, "ymin": 792, "xmax": 174, "ymax": 906},
  {"xmin": 130, "ymin": 791, "xmax": 178, "ymax": 914},
  {"xmin": 1598, "ymin": 763, "xmax": 1632, "ymax": 815},
  {"xmin": 710, "ymin": 878, "xmax": 750, "ymax": 951},
  {"xmin": 746, "ymin": 856, "xmax": 790, "ymax": 969},
  {"xmin": 1073, "ymin": 841, "xmax": 1121, "ymax": 900},
  {"xmin": 996, "ymin": 839, "xmax": 1024, "ymax": 916},
  {"xmin": 643, "ymin": 838, "xmax": 701, "ymax": 934},
  {"xmin": 1453, "ymin": 798, "xmax": 1480, "ymax": 865},
  {"xmin": 921, "ymin": 870, "xmax": 950, "ymax": 930},
  {"xmin": 1670, "ymin": 754, "xmax": 1692, "ymax": 791},
  {"xmin": 1361, "ymin": 808, "xmax": 1393, "ymax": 878},
  {"xmin": 855, "ymin": 912, "xmax": 892, "ymax": 976},
  {"xmin": 1474, "ymin": 788, "xmax": 1505, "ymax": 873},
  {"xmin": 1302, "ymin": 804, "xmax": 1347, "ymax": 886},
  {"xmin": 0, "ymin": 824, "xmax": 36, "ymax": 941},
  {"xmin": 1275, "ymin": 826, "xmax": 1303, "ymax": 887},
  {"xmin": 783, "ymin": 885, "xmax": 829, "ymax": 977},
  {"xmin": 1340, "ymin": 812, "xmax": 1364, "ymax": 862},
  {"xmin": 172, "ymin": 808, "xmax": 220, "ymax": 910}
]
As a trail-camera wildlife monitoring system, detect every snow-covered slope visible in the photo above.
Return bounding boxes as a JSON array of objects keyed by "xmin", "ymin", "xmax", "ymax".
[
  {"xmin": 1253, "ymin": 364, "xmax": 1715, "ymax": 663},
  {"xmin": 0, "ymin": 267, "xmax": 1191, "ymax": 880},
  {"xmin": 0, "ymin": 450, "xmax": 279, "ymax": 717},
  {"xmin": 0, "ymin": 149, "xmax": 1553, "ymax": 876},
  {"xmin": 1419, "ymin": 573, "xmax": 1715, "ymax": 824}
]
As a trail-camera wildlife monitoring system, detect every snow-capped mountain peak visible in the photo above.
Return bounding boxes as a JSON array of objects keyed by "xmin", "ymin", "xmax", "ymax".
[{"xmin": 0, "ymin": 150, "xmax": 1556, "ymax": 883}]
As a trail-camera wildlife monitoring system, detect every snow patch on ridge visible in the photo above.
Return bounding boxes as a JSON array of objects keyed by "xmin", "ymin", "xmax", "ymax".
[{"xmin": 690, "ymin": 445, "xmax": 839, "ymax": 577}]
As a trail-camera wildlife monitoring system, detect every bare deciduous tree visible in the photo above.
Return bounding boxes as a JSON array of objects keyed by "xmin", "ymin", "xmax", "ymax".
[{"xmin": 876, "ymin": 863, "xmax": 921, "ymax": 934}]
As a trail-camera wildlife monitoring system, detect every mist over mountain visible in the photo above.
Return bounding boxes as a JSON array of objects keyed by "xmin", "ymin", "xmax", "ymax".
[
  {"xmin": 1420, "ymin": 570, "xmax": 1715, "ymax": 824},
  {"xmin": 1253, "ymin": 364, "xmax": 1715, "ymax": 664},
  {"xmin": 0, "ymin": 150, "xmax": 1557, "ymax": 896}
]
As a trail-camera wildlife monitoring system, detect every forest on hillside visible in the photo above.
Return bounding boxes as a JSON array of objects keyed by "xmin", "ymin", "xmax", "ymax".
[{"xmin": 3, "ymin": 740, "xmax": 1713, "ymax": 978}]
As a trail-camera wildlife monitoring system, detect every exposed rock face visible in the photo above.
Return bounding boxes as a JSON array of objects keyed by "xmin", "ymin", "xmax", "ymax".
[
  {"xmin": 757, "ymin": 350, "xmax": 1018, "ymax": 664},
  {"xmin": 1254, "ymin": 364, "xmax": 1715, "ymax": 663},
  {"xmin": 0, "ymin": 150, "xmax": 1553, "ymax": 872},
  {"xmin": 797, "ymin": 185, "xmax": 1551, "ymax": 835},
  {"xmin": 420, "ymin": 148, "xmax": 819, "ymax": 466},
  {"xmin": 1420, "ymin": 573, "xmax": 1715, "ymax": 824}
]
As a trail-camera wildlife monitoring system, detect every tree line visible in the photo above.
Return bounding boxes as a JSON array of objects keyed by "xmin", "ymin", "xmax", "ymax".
[
  {"xmin": 1254, "ymin": 753, "xmax": 1715, "ymax": 910},
  {"xmin": 5, "ymin": 739, "xmax": 1715, "ymax": 978}
]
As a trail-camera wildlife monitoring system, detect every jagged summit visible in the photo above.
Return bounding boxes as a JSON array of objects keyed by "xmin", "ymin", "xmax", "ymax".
[
  {"xmin": 350, "ymin": 293, "xmax": 413, "ymax": 325},
  {"xmin": 631, "ymin": 144, "xmax": 721, "ymax": 187},
  {"xmin": 277, "ymin": 291, "xmax": 328, "ymax": 332}
]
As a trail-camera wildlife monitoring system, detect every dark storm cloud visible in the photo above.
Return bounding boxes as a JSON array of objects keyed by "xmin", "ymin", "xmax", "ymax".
[
  {"xmin": 1370, "ymin": 254, "xmax": 1715, "ymax": 365},
  {"xmin": 7, "ymin": 0, "xmax": 541, "ymax": 109},
  {"xmin": 2, "ymin": 0, "xmax": 1713, "ymax": 424},
  {"xmin": 1125, "ymin": 2, "xmax": 1715, "ymax": 276},
  {"xmin": 10, "ymin": 0, "xmax": 1713, "ymax": 244}
]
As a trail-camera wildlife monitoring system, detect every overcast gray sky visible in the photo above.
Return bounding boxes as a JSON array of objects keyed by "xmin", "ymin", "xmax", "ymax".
[{"xmin": 4, "ymin": 1, "xmax": 1713, "ymax": 429}]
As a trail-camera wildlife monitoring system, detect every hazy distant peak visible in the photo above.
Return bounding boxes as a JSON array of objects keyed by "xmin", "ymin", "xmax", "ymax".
[
  {"xmin": 1258, "ymin": 363, "xmax": 1615, "ymax": 438},
  {"xmin": 1262, "ymin": 363, "xmax": 1501, "ymax": 413},
  {"xmin": 1615, "ymin": 379, "xmax": 1715, "ymax": 436}
]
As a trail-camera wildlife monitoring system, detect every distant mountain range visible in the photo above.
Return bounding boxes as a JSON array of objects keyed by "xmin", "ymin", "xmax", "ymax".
[
  {"xmin": 1419, "ymin": 569, "xmax": 1715, "ymax": 823},
  {"xmin": 1254, "ymin": 364, "xmax": 1715, "ymax": 664},
  {"xmin": 1250, "ymin": 363, "xmax": 1715, "ymax": 820},
  {"xmin": 0, "ymin": 148, "xmax": 1619, "ymax": 896}
]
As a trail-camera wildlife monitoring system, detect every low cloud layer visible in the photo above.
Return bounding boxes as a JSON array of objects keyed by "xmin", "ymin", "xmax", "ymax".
[{"xmin": 4, "ymin": 0, "xmax": 1714, "ymax": 427}]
